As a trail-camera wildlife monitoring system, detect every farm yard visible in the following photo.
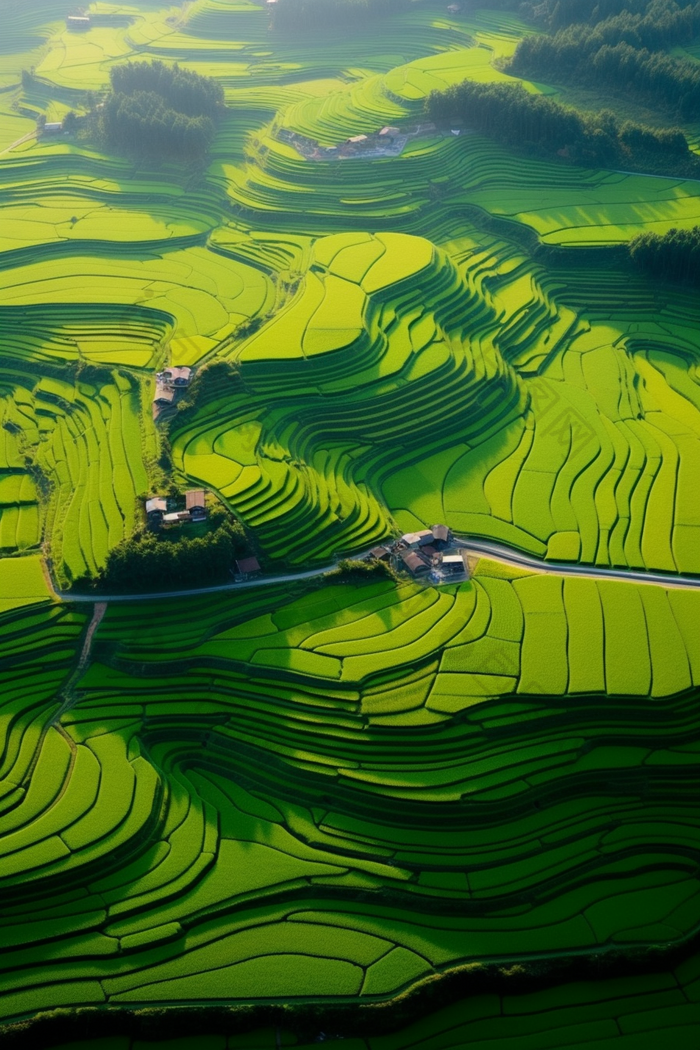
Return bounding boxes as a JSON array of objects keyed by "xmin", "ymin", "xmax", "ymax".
[{"xmin": 0, "ymin": 0, "xmax": 698, "ymax": 1045}]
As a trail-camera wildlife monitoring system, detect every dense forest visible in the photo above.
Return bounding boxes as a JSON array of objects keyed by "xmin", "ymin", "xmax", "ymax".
[
  {"xmin": 521, "ymin": 0, "xmax": 699, "ymax": 30},
  {"xmin": 629, "ymin": 225, "xmax": 700, "ymax": 285},
  {"xmin": 97, "ymin": 60, "xmax": 224, "ymax": 162},
  {"xmin": 426, "ymin": 80, "xmax": 695, "ymax": 172},
  {"xmin": 508, "ymin": 0, "xmax": 700, "ymax": 117},
  {"xmin": 84, "ymin": 515, "xmax": 248, "ymax": 593}
]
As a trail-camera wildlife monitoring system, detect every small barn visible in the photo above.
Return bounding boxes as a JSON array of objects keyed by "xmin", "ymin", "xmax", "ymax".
[
  {"xmin": 67, "ymin": 15, "xmax": 91, "ymax": 31},
  {"xmin": 160, "ymin": 366, "xmax": 192, "ymax": 387},
  {"xmin": 42, "ymin": 122, "xmax": 64, "ymax": 135},
  {"xmin": 401, "ymin": 529, "xmax": 434, "ymax": 550},
  {"xmin": 185, "ymin": 490, "xmax": 207, "ymax": 521},
  {"xmin": 236, "ymin": 556, "xmax": 261, "ymax": 577},
  {"xmin": 431, "ymin": 524, "xmax": 451, "ymax": 550},
  {"xmin": 369, "ymin": 545, "xmax": 391, "ymax": 561},
  {"xmin": 441, "ymin": 551, "xmax": 469, "ymax": 578},
  {"xmin": 145, "ymin": 496, "xmax": 167, "ymax": 519},
  {"xmin": 400, "ymin": 550, "xmax": 430, "ymax": 577},
  {"xmin": 162, "ymin": 510, "xmax": 191, "ymax": 528},
  {"xmin": 153, "ymin": 383, "xmax": 175, "ymax": 407}
]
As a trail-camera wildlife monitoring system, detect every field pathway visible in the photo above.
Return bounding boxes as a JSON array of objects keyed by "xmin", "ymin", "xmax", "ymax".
[
  {"xmin": 0, "ymin": 129, "xmax": 36, "ymax": 156},
  {"xmin": 51, "ymin": 601, "xmax": 108, "ymax": 722},
  {"xmin": 53, "ymin": 538, "xmax": 700, "ymax": 604}
]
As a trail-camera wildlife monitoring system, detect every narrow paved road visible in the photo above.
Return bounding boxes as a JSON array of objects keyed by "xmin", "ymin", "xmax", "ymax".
[
  {"xmin": 54, "ymin": 564, "xmax": 337, "ymax": 603},
  {"xmin": 454, "ymin": 537, "xmax": 700, "ymax": 591},
  {"xmin": 53, "ymin": 536, "xmax": 700, "ymax": 604}
]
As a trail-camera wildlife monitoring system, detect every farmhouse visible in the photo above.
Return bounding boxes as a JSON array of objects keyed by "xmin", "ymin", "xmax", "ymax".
[
  {"xmin": 153, "ymin": 383, "xmax": 175, "ymax": 407},
  {"xmin": 400, "ymin": 529, "xmax": 434, "ymax": 549},
  {"xmin": 67, "ymin": 15, "xmax": 91, "ymax": 30},
  {"xmin": 236, "ymin": 555, "xmax": 261, "ymax": 577},
  {"xmin": 42, "ymin": 122, "xmax": 64, "ymax": 136},
  {"xmin": 162, "ymin": 510, "xmax": 192, "ymax": 528},
  {"xmin": 185, "ymin": 490, "xmax": 207, "ymax": 521},
  {"xmin": 159, "ymin": 366, "xmax": 192, "ymax": 387},
  {"xmin": 145, "ymin": 497, "xmax": 168, "ymax": 520},
  {"xmin": 400, "ymin": 550, "xmax": 431, "ymax": 577},
  {"xmin": 440, "ymin": 551, "xmax": 469, "ymax": 578},
  {"xmin": 369, "ymin": 545, "xmax": 392, "ymax": 561},
  {"xmin": 431, "ymin": 524, "xmax": 451, "ymax": 549}
]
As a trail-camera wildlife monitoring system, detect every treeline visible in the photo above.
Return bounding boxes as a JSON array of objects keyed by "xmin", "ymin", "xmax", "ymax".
[
  {"xmin": 110, "ymin": 60, "xmax": 223, "ymax": 118},
  {"xmin": 272, "ymin": 0, "xmax": 410, "ymax": 29},
  {"xmin": 522, "ymin": 0, "xmax": 698, "ymax": 30},
  {"xmin": 84, "ymin": 516, "xmax": 248, "ymax": 593},
  {"xmin": 507, "ymin": 2, "xmax": 700, "ymax": 117},
  {"xmin": 174, "ymin": 359, "xmax": 242, "ymax": 428},
  {"xmin": 516, "ymin": 0, "xmax": 700, "ymax": 54},
  {"xmin": 98, "ymin": 60, "xmax": 224, "ymax": 162},
  {"xmin": 629, "ymin": 226, "xmax": 700, "ymax": 285},
  {"xmin": 426, "ymin": 81, "xmax": 694, "ymax": 171}
]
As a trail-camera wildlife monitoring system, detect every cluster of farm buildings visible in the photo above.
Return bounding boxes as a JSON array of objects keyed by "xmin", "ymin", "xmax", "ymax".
[
  {"xmin": 146, "ymin": 489, "xmax": 209, "ymax": 529},
  {"xmin": 278, "ymin": 125, "xmax": 436, "ymax": 162},
  {"xmin": 153, "ymin": 366, "xmax": 193, "ymax": 415},
  {"xmin": 145, "ymin": 490, "xmax": 262, "ymax": 578},
  {"xmin": 370, "ymin": 525, "xmax": 470, "ymax": 583}
]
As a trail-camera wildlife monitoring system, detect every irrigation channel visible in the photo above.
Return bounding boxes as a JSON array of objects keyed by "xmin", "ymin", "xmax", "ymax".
[{"xmin": 54, "ymin": 535, "xmax": 700, "ymax": 604}]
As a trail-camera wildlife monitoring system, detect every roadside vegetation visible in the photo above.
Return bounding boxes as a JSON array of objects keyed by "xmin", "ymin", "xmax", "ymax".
[
  {"xmin": 630, "ymin": 224, "xmax": 700, "ymax": 285},
  {"xmin": 75, "ymin": 510, "xmax": 248, "ymax": 594}
]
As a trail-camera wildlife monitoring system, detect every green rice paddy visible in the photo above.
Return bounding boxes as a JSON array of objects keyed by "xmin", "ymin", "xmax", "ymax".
[{"xmin": 0, "ymin": 0, "xmax": 698, "ymax": 1042}]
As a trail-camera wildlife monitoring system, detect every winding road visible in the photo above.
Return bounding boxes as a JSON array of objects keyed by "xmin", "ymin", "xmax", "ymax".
[
  {"xmin": 453, "ymin": 537, "xmax": 700, "ymax": 591},
  {"xmin": 53, "ymin": 534, "xmax": 700, "ymax": 604}
]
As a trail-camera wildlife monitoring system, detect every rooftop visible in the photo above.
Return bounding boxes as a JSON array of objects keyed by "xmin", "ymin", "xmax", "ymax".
[
  {"xmin": 161, "ymin": 366, "xmax": 192, "ymax": 382},
  {"xmin": 237, "ymin": 556, "xmax": 261, "ymax": 575},
  {"xmin": 145, "ymin": 497, "xmax": 167, "ymax": 515},
  {"xmin": 163, "ymin": 511, "xmax": 191, "ymax": 524},
  {"xmin": 400, "ymin": 550, "xmax": 430, "ymax": 575},
  {"xmin": 154, "ymin": 383, "xmax": 175, "ymax": 404},
  {"xmin": 185, "ymin": 490, "xmax": 207, "ymax": 510}
]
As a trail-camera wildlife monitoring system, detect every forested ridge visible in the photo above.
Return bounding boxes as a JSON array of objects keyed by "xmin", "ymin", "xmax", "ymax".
[
  {"xmin": 427, "ymin": 80, "xmax": 695, "ymax": 173},
  {"xmin": 508, "ymin": 0, "xmax": 700, "ymax": 117},
  {"xmin": 97, "ymin": 60, "xmax": 224, "ymax": 162},
  {"xmin": 522, "ymin": 0, "xmax": 699, "ymax": 30},
  {"xmin": 629, "ymin": 225, "xmax": 700, "ymax": 285}
]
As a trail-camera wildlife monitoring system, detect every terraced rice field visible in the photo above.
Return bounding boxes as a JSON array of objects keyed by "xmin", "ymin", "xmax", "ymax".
[
  {"xmin": 0, "ymin": 0, "xmax": 698, "ymax": 1043},
  {"xmin": 0, "ymin": 567, "xmax": 699, "ymax": 1030}
]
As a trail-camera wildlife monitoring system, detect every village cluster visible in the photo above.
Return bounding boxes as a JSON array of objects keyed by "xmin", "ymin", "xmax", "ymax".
[
  {"xmin": 144, "ymin": 489, "xmax": 262, "ymax": 580},
  {"xmin": 370, "ymin": 524, "xmax": 470, "ymax": 583},
  {"xmin": 153, "ymin": 365, "xmax": 193, "ymax": 415}
]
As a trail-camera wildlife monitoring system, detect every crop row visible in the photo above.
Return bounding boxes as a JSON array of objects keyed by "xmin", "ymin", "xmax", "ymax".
[
  {"xmin": 0, "ymin": 366, "xmax": 152, "ymax": 583},
  {"xmin": 39, "ymin": 944, "xmax": 700, "ymax": 1049},
  {"xmin": 0, "ymin": 564, "xmax": 696, "ymax": 1016},
  {"xmin": 171, "ymin": 231, "xmax": 524, "ymax": 563},
  {"xmin": 172, "ymin": 228, "xmax": 700, "ymax": 575}
]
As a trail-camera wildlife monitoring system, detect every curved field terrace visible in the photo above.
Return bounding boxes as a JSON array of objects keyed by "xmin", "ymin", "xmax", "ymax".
[{"xmin": 0, "ymin": 1, "xmax": 698, "ymax": 1046}]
